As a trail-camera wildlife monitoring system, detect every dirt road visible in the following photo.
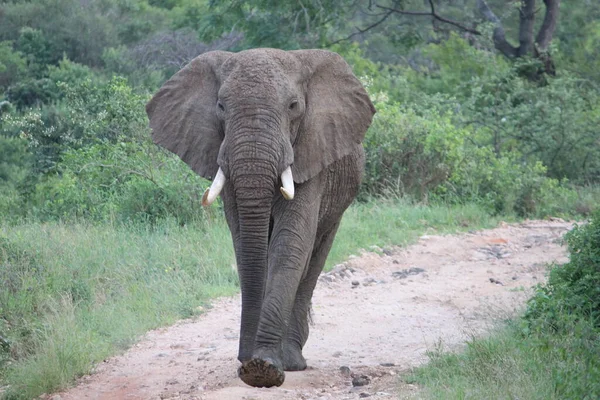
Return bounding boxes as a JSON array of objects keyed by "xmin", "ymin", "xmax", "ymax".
[{"xmin": 57, "ymin": 220, "xmax": 572, "ymax": 400}]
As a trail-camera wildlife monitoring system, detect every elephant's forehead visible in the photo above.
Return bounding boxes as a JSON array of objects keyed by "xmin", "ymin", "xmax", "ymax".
[
  {"xmin": 229, "ymin": 48, "xmax": 300, "ymax": 71},
  {"xmin": 219, "ymin": 49, "xmax": 301, "ymax": 100}
]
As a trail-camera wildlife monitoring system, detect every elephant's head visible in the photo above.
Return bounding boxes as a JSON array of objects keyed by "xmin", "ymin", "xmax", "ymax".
[{"xmin": 146, "ymin": 48, "xmax": 374, "ymax": 205}]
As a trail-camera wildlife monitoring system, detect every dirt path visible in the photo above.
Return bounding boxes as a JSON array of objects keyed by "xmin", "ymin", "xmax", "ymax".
[{"xmin": 56, "ymin": 220, "xmax": 572, "ymax": 400}]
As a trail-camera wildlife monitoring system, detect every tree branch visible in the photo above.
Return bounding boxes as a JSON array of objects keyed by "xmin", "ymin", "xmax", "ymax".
[
  {"xmin": 327, "ymin": 8, "xmax": 394, "ymax": 45},
  {"xmin": 77, "ymin": 163, "xmax": 160, "ymax": 186},
  {"xmin": 376, "ymin": 2, "xmax": 481, "ymax": 35},
  {"xmin": 476, "ymin": 0, "xmax": 518, "ymax": 58},
  {"xmin": 518, "ymin": 0, "xmax": 536, "ymax": 56},
  {"xmin": 329, "ymin": 0, "xmax": 483, "ymax": 46},
  {"xmin": 536, "ymin": 0, "xmax": 560, "ymax": 50}
]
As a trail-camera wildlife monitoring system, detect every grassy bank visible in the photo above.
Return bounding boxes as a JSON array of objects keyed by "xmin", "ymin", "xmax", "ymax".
[
  {"xmin": 0, "ymin": 200, "xmax": 500, "ymax": 399},
  {"xmin": 0, "ymin": 219, "xmax": 237, "ymax": 398},
  {"xmin": 408, "ymin": 318, "xmax": 600, "ymax": 399},
  {"xmin": 407, "ymin": 210, "xmax": 600, "ymax": 400},
  {"xmin": 328, "ymin": 200, "xmax": 502, "ymax": 266}
]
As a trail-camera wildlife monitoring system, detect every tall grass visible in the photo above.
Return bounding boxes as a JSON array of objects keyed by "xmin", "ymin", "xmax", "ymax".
[
  {"xmin": 328, "ymin": 199, "xmax": 502, "ymax": 266},
  {"xmin": 408, "ymin": 317, "xmax": 600, "ymax": 399},
  {"xmin": 0, "ymin": 200, "xmax": 499, "ymax": 399},
  {"xmin": 0, "ymin": 219, "xmax": 237, "ymax": 398}
]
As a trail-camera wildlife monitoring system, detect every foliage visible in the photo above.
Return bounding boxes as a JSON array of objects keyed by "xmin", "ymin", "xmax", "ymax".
[
  {"xmin": 29, "ymin": 140, "xmax": 211, "ymax": 224},
  {"xmin": 15, "ymin": 27, "xmax": 61, "ymax": 78},
  {"xmin": 410, "ymin": 318, "xmax": 600, "ymax": 399},
  {"xmin": 0, "ymin": 75, "xmax": 216, "ymax": 224},
  {"xmin": 362, "ymin": 104, "xmax": 467, "ymax": 201},
  {"xmin": 0, "ymin": 0, "xmax": 167, "ymax": 68},
  {"xmin": 526, "ymin": 209, "xmax": 600, "ymax": 330},
  {"xmin": 0, "ymin": 41, "xmax": 26, "ymax": 92},
  {"xmin": 0, "ymin": 136, "xmax": 30, "ymax": 187},
  {"xmin": 2, "ymin": 77, "xmax": 142, "ymax": 173},
  {"xmin": 0, "ymin": 136, "xmax": 30, "ymax": 217},
  {"xmin": 361, "ymin": 97, "xmax": 586, "ymax": 218},
  {"xmin": 191, "ymin": 0, "xmax": 352, "ymax": 49},
  {"xmin": 0, "ymin": 1, "xmax": 597, "ymax": 224},
  {"xmin": 419, "ymin": 33, "xmax": 512, "ymax": 97},
  {"xmin": 5, "ymin": 55, "xmax": 99, "ymax": 110},
  {"xmin": 461, "ymin": 72, "xmax": 600, "ymax": 183}
]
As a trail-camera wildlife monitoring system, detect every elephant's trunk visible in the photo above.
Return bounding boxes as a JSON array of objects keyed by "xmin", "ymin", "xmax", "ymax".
[{"xmin": 229, "ymin": 139, "xmax": 279, "ymax": 362}]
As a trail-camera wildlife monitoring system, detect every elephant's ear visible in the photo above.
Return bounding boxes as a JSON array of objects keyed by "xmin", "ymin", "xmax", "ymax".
[
  {"xmin": 146, "ymin": 51, "xmax": 232, "ymax": 180},
  {"xmin": 290, "ymin": 50, "xmax": 375, "ymax": 183}
]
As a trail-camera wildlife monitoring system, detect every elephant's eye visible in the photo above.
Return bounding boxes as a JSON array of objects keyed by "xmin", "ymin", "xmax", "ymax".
[
  {"xmin": 217, "ymin": 101, "xmax": 225, "ymax": 112},
  {"xmin": 289, "ymin": 100, "xmax": 298, "ymax": 111}
]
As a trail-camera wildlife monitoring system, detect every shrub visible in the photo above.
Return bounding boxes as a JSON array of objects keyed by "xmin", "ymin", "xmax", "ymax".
[
  {"xmin": 361, "ymin": 103, "xmax": 468, "ymax": 201},
  {"xmin": 29, "ymin": 140, "xmax": 211, "ymax": 224},
  {"xmin": 6, "ymin": 77, "xmax": 57, "ymax": 109},
  {"xmin": 0, "ymin": 41, "xmax": 27, "ymax": 91},
  {"xmin": 1, "ymin": 77, "xmax": 147, "ymax": 173},
  {"xmin": 447, "ymin": 151, "xmax": 579, "ymax": 217},
  {"xmin": 46, "ymin": 57, "xmax": 98, "ymax": 88},
  {"xmin": 526, "ymin": 208, "xmax": 600, "ymax": 330},
  {"xmin": 360, "ymin": 100, "xmax": 576, "ymax": 217},
  {"xmin": 461, "ymin": 72, "xmax": 600, "ymax": 184}
]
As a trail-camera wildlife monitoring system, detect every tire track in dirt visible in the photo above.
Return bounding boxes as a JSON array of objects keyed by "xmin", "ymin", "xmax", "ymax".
[{"xmin": 55, "ymin": 220, "xmax": 571, "ymax": 400}]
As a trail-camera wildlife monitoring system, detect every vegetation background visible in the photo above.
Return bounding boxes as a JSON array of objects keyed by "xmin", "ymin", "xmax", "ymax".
[{"xmin": 0, "ymin": 0, "xmax": 598, "ymax": 398}]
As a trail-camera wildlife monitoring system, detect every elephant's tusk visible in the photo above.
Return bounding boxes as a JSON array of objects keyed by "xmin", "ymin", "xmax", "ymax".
[
  {"xmin": 280, "ymin": 166, "xmax": 295, "ymax": 200},
  {"xmin": 202, "ymin": 167, "xmax": 226, "ymax": 206}
]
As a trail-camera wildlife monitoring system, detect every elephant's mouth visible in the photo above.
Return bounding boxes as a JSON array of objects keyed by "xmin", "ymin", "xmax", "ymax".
[{"xmin": 202, "ymin": 166, "xmax": 295, "ymax": 206}]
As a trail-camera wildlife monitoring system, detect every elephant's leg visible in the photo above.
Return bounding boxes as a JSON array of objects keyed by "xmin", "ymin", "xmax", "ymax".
[
  {"xmin": 238, "ymin": 195, "xmax": 319, "ymax": 388},
  {"xmin": 282, "ymin": 222, "xmax": 341, "ymax": 371}
]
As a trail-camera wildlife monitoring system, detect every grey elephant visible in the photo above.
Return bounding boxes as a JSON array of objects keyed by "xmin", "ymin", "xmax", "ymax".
[{"xmin": 146, "ymin": 48, "xmax": 375, "ymax": 388}]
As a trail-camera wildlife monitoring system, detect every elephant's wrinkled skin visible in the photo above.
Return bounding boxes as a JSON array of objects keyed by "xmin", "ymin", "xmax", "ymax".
[{"xmin": 146, "ymin": 48, "xmax": 375, "ymax": 388}]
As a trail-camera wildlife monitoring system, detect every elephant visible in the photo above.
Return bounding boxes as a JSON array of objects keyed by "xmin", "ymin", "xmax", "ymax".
[{"xmin": 146, "ymin": 48, "xmax": 375, "ymax": 388}]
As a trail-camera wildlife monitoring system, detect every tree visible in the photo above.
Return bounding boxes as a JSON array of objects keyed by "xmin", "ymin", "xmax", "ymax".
[
  {"xmin": 477, "ymin": 0, "xmax": 559, "ymax": 75},
  {"xmin": 334, "ymin": 0, "xmax": 560, "ymax": 76},
  {"xmin": 192, "ymin": 0, "xmax": 354, "ymax": 49}
]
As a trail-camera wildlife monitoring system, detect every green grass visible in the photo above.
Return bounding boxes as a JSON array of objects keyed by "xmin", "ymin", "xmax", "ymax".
[
  {"xmin": 328, "ymin": 199, "xmax": 503, "ymax": 267},
  {"xmin": 0, "ymin": 219, "xmax": 237, "ymax": 399},
  {"xmin": 408, "ymin": 317, "xmax": 600, "ymax": 400},
  {"xmin": 0, "ymin": 200, "xmax": 500, "ymax": 399}
]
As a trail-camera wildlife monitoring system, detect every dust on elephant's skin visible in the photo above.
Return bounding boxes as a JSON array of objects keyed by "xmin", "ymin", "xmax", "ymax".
[{"xmin": 147, "ymin": 48, "xmax": 375, "ymax": 387}]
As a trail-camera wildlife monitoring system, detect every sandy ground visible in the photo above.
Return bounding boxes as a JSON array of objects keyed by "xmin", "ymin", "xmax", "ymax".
[{"xmin": 55, "ymin": 219, "xmax": 572, "ymax": 400}]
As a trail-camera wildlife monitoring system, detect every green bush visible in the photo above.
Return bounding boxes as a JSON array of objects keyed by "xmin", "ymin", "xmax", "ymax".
[
  {"xmin": 1, "ymin": 76, "xmax": 218, "ymax": 225},
  {"xmin": 360, "ymin": 100, "xmax": 578, "ymax": 217},
  {"xmin": 461, "ymin": 72, "xmax": 600, "ymax": 184},
  {"xmin": 362, "ymin": 103, "xmax": 467, "ymax": 200},
  {"xmin": 415, "ymin": 33, "xmax": 511, "ymax": 98},
  {"xmin": 29, "ymin": 140, "xmax": 211, "ymax": 224},
  {"xmin": 4, "ymin": 42, "xmax": 100, "ymax": 109},
  {"xmin": 526, "ymin": 209, "xmax": 600, "ymax": 330},
  {"xmin": 0, "ymin": 41, "xmax": 27, "ymax": 91},
  {"xmin": 397, "ymin": 34, "xmax": 600, "ymax": 185},
  {"xmin": 447, "ymin": 151, "xmax": 579, "ymax": 217},
  {"xmin": 6, "ymin": 77, "xmax": 58, "ymax": 109},
  {"xmin": 1, "ymin": 77, "xmax": 147, "ymax": 173}
]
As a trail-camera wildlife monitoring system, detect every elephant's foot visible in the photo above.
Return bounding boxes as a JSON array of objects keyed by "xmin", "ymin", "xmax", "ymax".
[
  {"xmin": 238, "ymin": 358, "xmax": 285, "ymax": 388},
  {"xmin": 282, "ymin": 346, "xmax": 307, "ymax": 371}
]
